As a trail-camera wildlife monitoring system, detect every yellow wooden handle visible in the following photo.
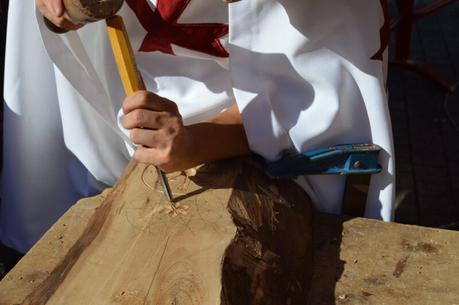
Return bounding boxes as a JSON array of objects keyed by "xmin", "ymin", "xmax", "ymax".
[
  {"xmin": 106, "ymin": 16, "xmax": 173, "ymax": 202},
  {"xmin": 106, "ymin": 15, "xmax": 145, "ymax": 94}
]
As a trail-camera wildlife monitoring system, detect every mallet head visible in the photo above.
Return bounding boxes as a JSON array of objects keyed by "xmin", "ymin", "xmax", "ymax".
[
  {"xmin": 63, "ymin": 0, "xmax": 124, "ymax": 24},
  {"xmin": 44, "ymin": 0, "xmax": 124, "ymax": 33}
]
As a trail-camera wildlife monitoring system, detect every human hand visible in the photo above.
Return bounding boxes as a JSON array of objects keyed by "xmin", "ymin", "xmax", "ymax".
[
  {"xmin": 123, "ymin": 92, "xmax": 252, "ymax": 173},
  {"xmin": 122, "ymin": 91, "xmax": 194, "ymax": 173},
  {"xmin": 36, "ymin": 0, "xmax": 81, "ymax": 31}
]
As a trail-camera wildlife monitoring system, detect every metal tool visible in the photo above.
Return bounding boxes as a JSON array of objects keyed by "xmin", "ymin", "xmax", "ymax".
[
  {"xmin": 266, "ymin": 144, "xmax": 382, "ymax": 216},
  {"xmin": 266, "ymin": 144, "xmax": 381, "ymax": 178},
  {"xmin": 43, "ymin": 1, "xmax": 173, "ymax": 201},
  {"xmin": 106, "ymin": 16, "xmax": 173, "ymax": 202}
]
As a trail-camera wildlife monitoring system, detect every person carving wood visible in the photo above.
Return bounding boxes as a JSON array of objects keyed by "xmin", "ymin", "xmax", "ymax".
[
  {"xmin": 1, "ymin": 0, "xmax": 394, "ymax": 257},
  {"xmin": 35, "ymin": 0, "xmax": 252, "ymax": 173}
]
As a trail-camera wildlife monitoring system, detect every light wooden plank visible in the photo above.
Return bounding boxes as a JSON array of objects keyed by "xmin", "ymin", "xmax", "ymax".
[
  {"xmin": 309, "ymin": 214, "xmax": 459, "ymax": 305},
  {"xmin": 0, "ymin": 158, "xmax": 314, "ymax": 305}
]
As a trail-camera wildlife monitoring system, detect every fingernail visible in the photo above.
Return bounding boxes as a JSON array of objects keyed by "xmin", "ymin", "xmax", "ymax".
[{"xmin": 53, "ymin": 3, "xmax": 62, "ymax": 16}]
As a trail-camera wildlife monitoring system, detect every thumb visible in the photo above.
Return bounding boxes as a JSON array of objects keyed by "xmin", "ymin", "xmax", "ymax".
[{"xmin": 51, "ymin": 0, "xmax": 65, "ymax": 17}]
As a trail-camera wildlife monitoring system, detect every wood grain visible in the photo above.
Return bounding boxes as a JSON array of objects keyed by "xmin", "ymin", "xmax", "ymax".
[
  {"xmin": 5, "ymin": 157, "xmax": 313, "ymax": 305},
  {"xmin": 3, "ymin": 163, "xmax": 459, "ymax": 305}
]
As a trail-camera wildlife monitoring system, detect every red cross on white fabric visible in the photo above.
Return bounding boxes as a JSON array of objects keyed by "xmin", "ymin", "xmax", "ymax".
[{"xmin": 126, "ymin": 0, "xmax": 229, "ymax": 57}]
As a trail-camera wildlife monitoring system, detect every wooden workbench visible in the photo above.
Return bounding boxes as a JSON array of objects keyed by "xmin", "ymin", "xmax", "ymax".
[{"xmin": 0, "ymin": 161, "xmax": 458, "ymax": 305}]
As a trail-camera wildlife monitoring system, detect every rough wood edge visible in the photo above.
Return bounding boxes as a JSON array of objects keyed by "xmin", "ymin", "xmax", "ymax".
[{"xmin": 20, "ymin": 160, "xmax": 138, "ymax": 305}]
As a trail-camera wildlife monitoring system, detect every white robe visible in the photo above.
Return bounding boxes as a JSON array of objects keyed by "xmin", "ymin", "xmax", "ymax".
[{"xmin": 1, "ymin": 0, "xmax": 394, "ymax": 253}]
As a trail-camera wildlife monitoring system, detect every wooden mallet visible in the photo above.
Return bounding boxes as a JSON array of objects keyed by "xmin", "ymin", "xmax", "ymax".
[{"xmin": 44, "ymin": 0, "xmax": 174, "ymax": 202}]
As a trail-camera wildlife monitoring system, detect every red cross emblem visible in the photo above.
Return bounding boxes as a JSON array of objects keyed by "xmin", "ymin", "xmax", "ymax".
[{"xmin": 126, "ymin": 0, "xmax": 229, "ymax": 57}]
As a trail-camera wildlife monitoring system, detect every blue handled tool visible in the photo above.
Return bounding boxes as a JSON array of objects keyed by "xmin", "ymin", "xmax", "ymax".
[
  {"xmin": 266, "ymin": 144, "xmax": 382, "ymax": 216},
  {"xmin": 266, "ymin": 144, "xmax": 381, "ymax": 178}
]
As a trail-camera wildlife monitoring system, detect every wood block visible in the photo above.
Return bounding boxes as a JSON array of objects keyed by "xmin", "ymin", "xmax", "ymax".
[
  {"xmin": 3, "ymin": 158, "xmax": 459, "ymax": 305},
  {"xmin": 309, "ymin": 214, "xmax": 459, "ymax": 305},
  {"xmin": 0, "ymin": 157, "xmax": 314, "ymax": 305}
]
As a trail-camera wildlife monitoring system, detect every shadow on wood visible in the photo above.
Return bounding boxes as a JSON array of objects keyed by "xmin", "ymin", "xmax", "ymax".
[
  {"xmin": 308, "ymin": 214, "xmax": 345, "ymax": 305},
  {"xmin": 1, "ymin": 157, "xmax": 316, "ymax": 305},
  {"xmin": 191, "ymin": 158, "xmax": 315, "ymax": 305}
]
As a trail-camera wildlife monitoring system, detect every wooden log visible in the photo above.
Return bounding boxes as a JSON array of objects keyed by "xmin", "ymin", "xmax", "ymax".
[
  {"xmin": 3, "ymin": 161, "xmax": 459, "ymax": 304},
  {"xmin": 308, "ymin": 214, "xmax": 459, "ymax": 305},
  {"xmin": 0, "ymin": 157, "xmax": 314, "ymax": 305}
]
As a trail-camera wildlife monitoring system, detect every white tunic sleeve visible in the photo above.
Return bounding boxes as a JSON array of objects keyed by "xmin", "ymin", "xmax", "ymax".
[{"xmin": 228, "ymin": 0, "xmax": 395, "ymax": 220}]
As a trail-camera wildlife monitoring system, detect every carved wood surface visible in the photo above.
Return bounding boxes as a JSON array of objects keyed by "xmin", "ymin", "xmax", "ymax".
[
  {"xmin": 4, "ymin": 158, "xmax": 459, "ymax": 305},
  {"xmin": 0, "ymin": 158, "xmax": 314, "ymax": 305}
]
